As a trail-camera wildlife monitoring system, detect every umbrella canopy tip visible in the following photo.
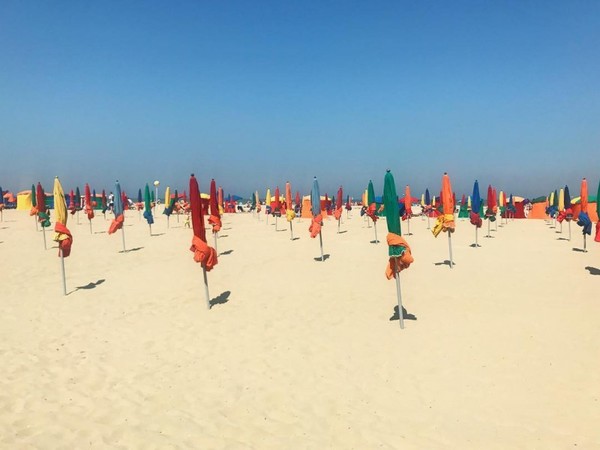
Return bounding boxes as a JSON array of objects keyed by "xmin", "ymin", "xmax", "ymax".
[
  {"xmin": 386, "ymin": 169, "xmax": 390, "ymax": 173},
  {"xmin": 190, "ymin": 174, "xmax": 194, "ymax": 177}
]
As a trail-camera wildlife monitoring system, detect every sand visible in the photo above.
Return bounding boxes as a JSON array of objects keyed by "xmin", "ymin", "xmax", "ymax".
[{"xmin": 1, "ymin": 208, "xmax": 599, "ymax": 449}]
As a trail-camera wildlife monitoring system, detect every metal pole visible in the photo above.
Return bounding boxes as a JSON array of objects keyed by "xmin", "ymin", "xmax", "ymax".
[
  {"xmin": 394, "ymin": 258, "xmax": 404, "ymax": 329},
  {"xmin": 319, "ymin": 231, "xmax": 324, "ymax": 261},
  {"xmin": 290, "ymin": 221, "xmax": 294, "ymax": 240},
  {"xmin": 427, "ymin": 214, "xmax": 430, "ymax": 230},
  {"xmin": 275, "ymin": 216, "xmax": 278, "ymax": 231},
  {"xmin": 584, "ymin": 234, "xmax": 587, "ymax": 252},
  {"xmin": 203, "ymin": 267, "xmax": 211, "ymax": 309},
  {"xmin": 475, "ymin": 227, "xmax": 479, "ymax": 247},
  {"xmin": 337, "ymin": 219, "xmax": 340, "ymax": 233},
  {"xmin": 60, "ymin": 250, "xmax": 67, "ymax": 296},
  {"xmin": 89, "ymin": 219, "xmax": 93, "ymax": 234},
  {"xmin": 149, "ymin": 224, "xmax": 152, "ymax": 236},
  {"xmin": 121, "ymin": 227, "xmax": 126, "ymax": 252},
  {"xmin": 374, "ymin": 221, "xmax": 378, "ymax": 243},
  {"xmin": 407, "ymin": 218, "xmax": 410, "ymax": 235},
  {"xmin": 214, "ymin": 232, "xmax": 218, "ymax": 254},
  {"xmin": 487, "ymin": 220, "xmax": 490, "ymax": 237},
  {"xmin": 568, "ymin": 221, "xmax": 571, "ymax": 241},
  {"xmin": 42, "ymin": 226, "xmax": 47, "ymax": 250},
  {"xmin": 448, "ymin": 232, "xmax": 453, "ymax": 268}
]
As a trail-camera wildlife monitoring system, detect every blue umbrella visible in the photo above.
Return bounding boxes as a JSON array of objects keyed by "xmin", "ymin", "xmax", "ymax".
[
  {"xmin": 310, "ymin": 177, "xmax": 324, "ymax": 261},
  {"xmin": 471, "ymin": 180, "xmax": 482, "ymax": 247},
  {"xmin": 425, "ymin": 188, "xmax": 430, "ymax": 206},
  {"xmin": 109, "ymin": 180, "xmax": 126, "ymax": 252}
]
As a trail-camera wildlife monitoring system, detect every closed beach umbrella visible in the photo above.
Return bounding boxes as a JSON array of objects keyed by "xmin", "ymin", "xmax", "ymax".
[
  {"xmin": 101, "ymin": 190, "xmax": 107, "ymax": 215},
  {"xmin": 208, "ymin": 179, "xmax": 222, "ymax": 251},
  {"xmin": 108, "ymin": 180, "xmax": 126, "ymax": 252},
  {"xmin": 577, "ymin": 178, "xmax": 592, "ymax": 251},
  {"xmin": 84, "ymin": 183, "xmax": 94, "ymax": 233},
  {"xmin": 218, "ymin": 187, "xmax": 224, "ymax": 215},
  {"xmin": 309, "ymin": 177, "xmax": 325, "ymax": 261},
  {"xmin": 366, "ymin": 180, "xmax": 379, "ymax": 243},
  {"xmin": 53, "ymin": 177, "xmax": 72, "ymax": 295},
  {"xmin": 36, "ymin": 182, "xmax": 50, "ymax": 248},
  {"xmin": 432, "ymin": 173, "xmax": 455, "ymax": 268},
  {"xmin": 286, "ymin": 182, "xmax": 296, "ymax": 239},
  {"xmin": 470, "ymin": 180, "xmax": 482, "ymax": 246},
  {"xmin": 143, "ymin": 183, "xmax": 154, "ymax": 234},
  {"xmin": 334, "ymin": 186, "xmax": 343, "ymax": 231},
  {"xmin": 383, "ymin": 169, "xmax": 414, "ymax": 328},
  {"xmin": 189, "ymin": 174, "xmax": 218, "ymax": 309}
]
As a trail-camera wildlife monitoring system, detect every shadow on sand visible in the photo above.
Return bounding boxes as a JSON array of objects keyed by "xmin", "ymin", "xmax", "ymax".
[
  {"xmin": 69, "ymin": 279, "xmax": 106, "ymax": 294},
  {"xmin": 389, "ymin": 305, "xmax": 417, "ymax": 321},
  {"xmin": 119, "ymin": 247, "xmax": 144, "ymax": 253},
  {"xmin": 210, "ymin": 290, "xmax": 231, "ymax": 308},
  {"xmin": 434, "ymin": 260, "xmax": 455, "ymax": 267},
  {"xmin": 572, "ymin": 248, "xmax": 587, "ymax": 253},
  {"xmin": 585, "ymin": 266, "xmax": 600, "ymax": 275},
  {"xmin": 314, "ymin": 254, "xmax": 330, "ymax": 262},
  {"xmin": 219, "ymin": 249, "xmax": 234, "ymax": 256}
]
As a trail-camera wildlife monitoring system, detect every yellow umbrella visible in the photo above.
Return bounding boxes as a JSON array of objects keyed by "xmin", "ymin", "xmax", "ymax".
[
  {"xmin": 558, "ymin": 188, "xmax": 564, "ymax": 211},
  {"xmin": 164, "ymin": 186, "xmax": 170, "ymax": 207},
  {"xmin": 53, "ymin": 177, "xmax": 72, "ymax": 295},
  {"xmin": 265, "ymin": 188, "xmax": 271, "ymax": 224},
  {"xmin": 420, "ymin": 193, "xmax": 425, "ymax": 207}
]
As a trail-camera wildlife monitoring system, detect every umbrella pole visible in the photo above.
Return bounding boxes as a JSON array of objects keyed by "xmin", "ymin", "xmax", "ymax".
[
  {"xmin": 407, "ymin": 218, "xmax": 411, "ymax": 235},
  {"xmin": 487, "ymin": 220, "xmax": 490, "ymax": 237},
  {"xmin": 584, "ymin": 235, "xmax": 587, "ymax": 252},
  {"xmin": 77, "ymin": 210, "xmax": 80, "ymax": 225},
  {"xmin": 42, "ymin": 225, "xmax": 47, "ymax": 250},
  {"xmin": 337, "ymin": 218, "xmax": 340, "ymax": 233},
  {"xmin": 560, "ymin": 222, "xmax": 562, "ymax": 233},
  {"xmin": 275, "ymin": 215, "xmax": 278, "ymax": 231},
  {"xmin": 290, "ymin": 221, "xmax": 294, "ymax": 240},
  {"xmin": 121, "ymin": 227, "xmax": 126, "ymax": 252},
  {"xmin": 568, "ymin": 221, "xmax": 571, "ymax": 241},
  {"xmin": 89, "ymin": 219, "xmax": 92, "ymax": 234},
  {"xmin": 374, "ymin": 221, "xmax": 378, "ymax": 243},
  {"xmin": 427, "ymin": 215, "xmax": 430, "ymax": 230},
  {"xmin": 394, "ymin": 258, "xmax": 404, "ymax": 329},
  {"xmin": 60, "ymin": 249, "xmax": 67, "ymax": 296},
  {"xmin": 214, "ymin": 232, "xmax": 218, "ymax": 253},
  {"xmin": 319, "ymin": 231, "xmax": 324, "ymax": 261},
  {"xmin": 475, "ymin": 227, "xmax": 478, "ymax": 247},
  {"xmin": 149, "ymin": 224, "xmax": 152, "ymax": 236},
  {"xmin": 202, "ymin": 266, "xmax": 211, "ymax": 309},
  {"xmin": 35, "ymin": 215, "xmax": 38, "ymax": 231},
  {"xmin": 448, "ymin": 232, "xmax": 453, "ymax": 268},
  {"xmin": 167, "ymin": 216, "xmax": 170, "ymax": 228}
]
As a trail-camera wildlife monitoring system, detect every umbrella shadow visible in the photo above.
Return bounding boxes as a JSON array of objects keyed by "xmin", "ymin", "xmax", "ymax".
[
  {"xmin": 70, "ymin": 279, "xmax": 106, "ymax": 294},
  {"xmin": 389, "ymin": 305, "xmax": 417, "ymax": 321},
  {"xmin": 291, "ymin": 237, "xmax": 300, "ymax": 241},
  {"xmin": 484, "ymin": 235, "xmax": 494, "ymax": 238},
  {"xmin": 119, "ymin": 247, "xmax": 144, "ymax": 253},
  {"xmin": 219, "ymin": 249, "xmax": 234, "ymax": 256},
  {"xmin": 223, "ymin": 227, "xmax": 232, "ymax": 231},
  {"xmin": 556, "ymin": 237, "xmax": 569, "ymax": 241},
  {"xmin": 210, "ymin": 290, "xmax": 231, "ymax": 308},
  {"xmin": 370, "ymin": 240, "xmax": 380, "ymax": 244},
  {"xmin": 314, "ymin": 254, "xmax": 330, "ymax": 262},
  {"xmin": 469, "ymin": 243, "xmax": 482, "ymax": 248},
  {"xmin": 337, "ymin": 230, "xmax": 348, "ymax": 234},
  {"xmin": 434, "ymin": 260, "xmax": 455, "ymax": 267},
  {"xmin": 572, "ymin": 248, "xmax": 587, "ymax": 253},
  {"xmin": 151, "ymin": 233, "xmax": 165, "ymax": 237},
  {"xmin": 276, "ymin": 228, "xmax": 288, "ymax": 232},
  {"xmin": 94, "ymin": 231, "xmax": 107, "ymax": 234},
  {"xmin": 585, "ymin": 266, "xmax": 600, "ymax": 275},
  {"xmin": 219, "ymin": 234, "xmax": 229, "ymax": 238}
]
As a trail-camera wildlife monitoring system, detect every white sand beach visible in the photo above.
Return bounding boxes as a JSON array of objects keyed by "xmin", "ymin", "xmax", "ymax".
[{"xmin": 1, "ymin": 209, "xmax": 599, "ymax": 449}]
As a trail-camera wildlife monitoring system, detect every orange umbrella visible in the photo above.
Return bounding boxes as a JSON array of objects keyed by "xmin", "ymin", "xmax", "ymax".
[
  {"xmin": 403, "ymin": 185, "xmax": 413, "ymax": 235},
  {"xmin": 190, "ymin": 174, "xmax": 218, "ymax": 309},
  {"xmin": 208, "ymin": 179, "xmax": 222, "ymax": 253},
  {"xmin": 581, "ymin": 178, "xmax": 588, "ymax": 214},
  {"xmin": 577, "ymin": 178, "xmax": 592, "ymax": 251},
  {"xmin": 432, "ymin": 173, "xmax": 455, "ymax": 267},
  {"xmin": 334, "ymin": 186, "xmax": 343, "ymax": 232}
]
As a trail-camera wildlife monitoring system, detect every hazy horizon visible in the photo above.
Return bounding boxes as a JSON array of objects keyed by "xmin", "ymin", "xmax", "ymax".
[{"xmin": 1, "ymin": 1, "xmax": 598, "ymax": 199}]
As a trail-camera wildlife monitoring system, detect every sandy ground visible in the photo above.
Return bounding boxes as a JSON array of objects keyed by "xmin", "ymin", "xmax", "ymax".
[{"xmin": 1, "ymin": 208, "xmax": 599, "ymax": 449}]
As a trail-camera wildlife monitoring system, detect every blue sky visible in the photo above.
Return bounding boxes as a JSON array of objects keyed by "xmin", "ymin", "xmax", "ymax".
[{"xmin": 1, "ymin": 0, "xmax": 599, "ymax": 199}]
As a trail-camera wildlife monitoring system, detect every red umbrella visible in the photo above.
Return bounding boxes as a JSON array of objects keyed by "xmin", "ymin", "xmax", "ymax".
[
  {"xmin": 121, "ymin": 191, "xmax": 128, "ymax": 210},
  {"xmin": 101, "ymin": 190, "xmax": 107, "ymax": 215},
  {"xmin": 295, "ymin": 191, "xmax": 300, "ymax": 210},
  {"xmin": 84, "ymin": 183, "xmax": 94, "ymax": 233},
  {"xmin": 190, "ymin": 174, "xmax": 218, "ymax": 309},
  {"xmin": 273, "ymin": 186, "xmax": 281, "ymax": 230},
  {"xmin": 69, "ymin": 189, "xmax": 76, "ymax": 215}
]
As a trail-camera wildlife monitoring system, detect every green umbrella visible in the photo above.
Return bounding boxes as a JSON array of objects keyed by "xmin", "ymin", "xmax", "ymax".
[
  {"xmin": 31, "ymin": 184, "xmax": 38, "ymax": 230},
  {"xmin": 596, "ymin": 179, "xmax": 600, "ymax": 242},
  {"xmin": 143, "ymin": 183, "xmax": 154, "ymax": 235},
  {"xmin": 383, "ymin": 170, "xmax": 409, "ymax": 329}
]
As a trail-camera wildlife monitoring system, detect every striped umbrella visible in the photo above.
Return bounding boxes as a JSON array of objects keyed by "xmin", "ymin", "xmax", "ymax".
[{"xmin": 309, "ymin": 177, "xmax": 324, "ymax": 261}]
